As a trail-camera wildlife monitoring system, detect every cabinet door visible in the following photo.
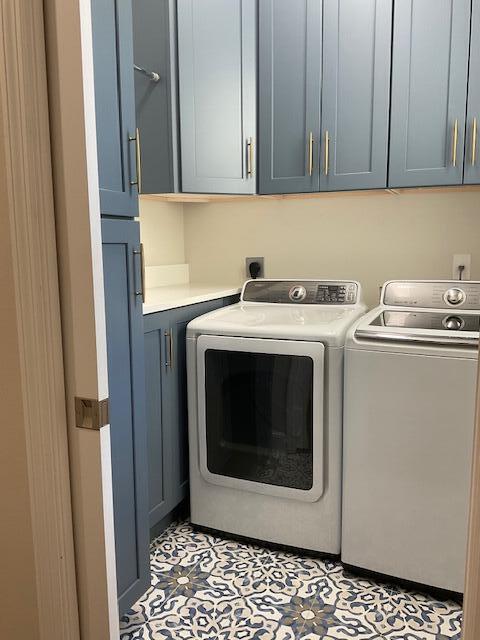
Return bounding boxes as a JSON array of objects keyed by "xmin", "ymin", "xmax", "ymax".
[
  {"xmin": 164, "ymin": 311, "xmax": 190, "ymax": 507},
  {"xmin": 144, "ymin": 323, "xmax": 170, "ymax": 528},
  {"xmin": 102, "ymin": 219, "xmax": 149, "ymax": 615},
  {"xmin": 389, "ymin": 0, "xmax": 471, "ymax": 187},
  {"xmin": 258, "ymin": 0, "xmax": 322, "ymax": 194},
  {"xmin": 92, "ymin": 0, "xmax": 139, "ymax": 216},
  {"xmin": 320, "ymin": 0, "xmax": 392, "ymax": 191},
  {"xmin": 133, "ymin": 0, "xmax": 179, "ymax": 194},
  {"xmin": 177, "ymin": 0, "xmax": 256, "ymax": 194},
  {"xmin": 162, "ymin": 299, "xmax": 234, "ymax": 510},
  {"xmin": 465, "ymin": 0, "xmax": 480, "ymax": 184}
]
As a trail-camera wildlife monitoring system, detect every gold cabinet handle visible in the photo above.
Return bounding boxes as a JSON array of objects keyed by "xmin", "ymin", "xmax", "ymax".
[
  {"xmin": 128, "ymin": 127, "xmax": 142, "ymax": 192},
  {"xmin": 133, "ymin": 243, "xmax": 145, "ymax": 303},
  {"xmin": 308, "ymin": 132, "xmax": 314, "ymax": 176},
  {"xmin": 452, "ymin": 119, "xmax": 459, "ymax": 167},
  {"xmin": 472, "ymin": 117, "xmax": 478, "ymax": 166},
  {"xmin": 164, "ymin": 330, "xmax": 174, "ymax": 369},
  {"xmin": 246, "ymin": 137, "xmax": 254, "ymax": 177},
  {"xmin": 324, "ymin": 130, "xmax": 330, "ymax": 176}
]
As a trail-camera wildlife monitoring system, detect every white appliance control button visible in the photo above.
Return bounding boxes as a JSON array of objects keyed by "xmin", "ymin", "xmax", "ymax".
[
  {"xmin": 289, "ymin": 285, "xmax": 307, "ymax": 302},
  {"xmin": 444, "ymin": 288, "xmax": 466, "ymax": 306}
]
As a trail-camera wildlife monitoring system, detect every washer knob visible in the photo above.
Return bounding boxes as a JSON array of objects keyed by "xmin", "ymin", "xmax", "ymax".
[
  {"xmin": 444, "ymin": 287, "xmax": 466, "ymax": 306},
  {"xmin": 443, "ymin": 315, "xmax": 464, "ymax": 331}
]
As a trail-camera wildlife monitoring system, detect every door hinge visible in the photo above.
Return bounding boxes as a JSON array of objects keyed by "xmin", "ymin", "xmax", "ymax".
[{"xmin": 75, "ymin": 397, "xmax": 110, "ymax": 431}]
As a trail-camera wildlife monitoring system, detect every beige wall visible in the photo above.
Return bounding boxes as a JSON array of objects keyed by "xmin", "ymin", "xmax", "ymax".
[
  {"xmin": 140, "ymin": 199, "xmax": 185, "ymax": 266},
  {"xmin": 183, "ymin": 191, "xmax": 480, "ymax": 307}
]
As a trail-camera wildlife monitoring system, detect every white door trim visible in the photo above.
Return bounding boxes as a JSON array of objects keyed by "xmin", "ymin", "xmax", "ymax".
[{"xmin": 0, "ymin": 1, "xmax": 80, "ymax": 638}]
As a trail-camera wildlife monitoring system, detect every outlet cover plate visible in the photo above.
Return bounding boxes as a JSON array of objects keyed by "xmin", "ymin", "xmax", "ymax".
[{"xmin": 246, "ymin": 257, "xmax": 265, "ymax": 279}]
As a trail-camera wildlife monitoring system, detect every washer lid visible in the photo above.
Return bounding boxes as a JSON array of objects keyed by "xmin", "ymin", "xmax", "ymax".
[
  {"xmin": 187, "ymin": 302, "xmax": 367, "ymax": 346},
  {"xmin": 355, "ymin": 310, "xmax": 480, "ymax": 347}
]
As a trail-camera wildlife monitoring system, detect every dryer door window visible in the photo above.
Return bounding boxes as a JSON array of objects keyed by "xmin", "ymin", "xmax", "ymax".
[
  {"xmin": 196, "ymin": 335, "xmax": 325, "ymax": 502},
  {"xmin": 205, "ymin": 349, "xmax": 313, "ymax": 490}
]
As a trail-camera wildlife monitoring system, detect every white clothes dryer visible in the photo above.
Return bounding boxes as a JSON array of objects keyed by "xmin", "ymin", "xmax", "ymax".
[{"xmin": 186, "ymin": 279, "xmax": 366, "ymax": 554}]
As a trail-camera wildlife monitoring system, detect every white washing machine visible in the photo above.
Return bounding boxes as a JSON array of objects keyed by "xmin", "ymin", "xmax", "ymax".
[
  {"xmin": 187, "ymin": 279, "xmax": 366, "ymax": 553},
  {"xmin": 342, "ymin": 280, "xmax": 480, "ymax": 592}
]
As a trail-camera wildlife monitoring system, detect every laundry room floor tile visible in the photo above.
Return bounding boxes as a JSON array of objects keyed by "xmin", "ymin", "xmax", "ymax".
[{"xmin": 119, "ymin": 521, "xmax": 462, "ymax": 640}]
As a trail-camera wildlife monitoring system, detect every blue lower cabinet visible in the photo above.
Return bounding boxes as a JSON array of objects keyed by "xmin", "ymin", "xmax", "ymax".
[
  {"xmin": 144, "ymin": 295, "xmax": 239, "ymax": 535},
  {"xmin": 102, "ymin": 219, "xmax": 150, "ymax": 617}
]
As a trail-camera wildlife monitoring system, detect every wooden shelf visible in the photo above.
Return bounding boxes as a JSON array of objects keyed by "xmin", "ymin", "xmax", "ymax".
[{"xmin": 140, "ymin": 184, "xmax": 480, "ymax": 204}]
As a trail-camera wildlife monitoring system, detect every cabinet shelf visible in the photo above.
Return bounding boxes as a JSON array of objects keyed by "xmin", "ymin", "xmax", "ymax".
[{"xmin": 140, "ymin": 185, "xmax": 480, "ymax": 205}]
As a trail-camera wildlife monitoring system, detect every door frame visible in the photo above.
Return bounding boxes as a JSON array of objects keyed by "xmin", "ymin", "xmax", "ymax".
[{"xmin": 3, "ymin": 0, "xmax": 480, "ymax": 638}]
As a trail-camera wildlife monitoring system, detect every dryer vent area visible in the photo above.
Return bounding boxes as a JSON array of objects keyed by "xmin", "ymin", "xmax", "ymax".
[{"xmin": 120, "ymin": 520, "xmax": 463, "ymax": 640}]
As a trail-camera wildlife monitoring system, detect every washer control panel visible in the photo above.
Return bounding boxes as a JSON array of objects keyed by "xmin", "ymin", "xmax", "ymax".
[
  {"xmin": 382, "ymin": 281, "xmax": 480, "ymax": 310},
  {"xmin": 242, "ymin": 280, "xmax": 359, "ymax": 304}
]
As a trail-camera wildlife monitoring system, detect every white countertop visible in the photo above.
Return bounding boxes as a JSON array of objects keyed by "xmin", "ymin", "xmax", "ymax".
[{"xmin": 143, "ymin": 283, "xmax": 241, "ymax": 314}]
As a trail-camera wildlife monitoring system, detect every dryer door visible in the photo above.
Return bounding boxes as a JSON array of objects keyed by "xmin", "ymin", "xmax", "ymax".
[{"xmin": 196, "ymin": 335, "xmax": 325, "ymax": 502}]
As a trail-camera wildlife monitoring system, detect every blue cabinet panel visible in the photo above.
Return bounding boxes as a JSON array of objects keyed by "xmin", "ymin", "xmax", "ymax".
[
  {"xmin": 177, "ymin": 0, "xmax": 257, "ymax": 193},
  {"xmin": 144, "ymin": 328, "xmax": 168, "ymax": 527},
  {"xmin": 258, "ymin": 0, "xmax": 322, "ymax": 194},
  {"xmin": 144, "ymin": 295, "xmax": 239, "ymax": 533},
  {"xmin": 133, "ymin": 0, "xmax": 179, "ymax": 194},
  {"xmin": 389, "ymin": 0, "xmax": 471, "ymax": 187},
  {"xmin": 92, "ymin": 0, "xmax": 139, "ymax": 215},
  {"xmin": 320, "ymin": 0, "xmax": 392, "ymax": 191},
  {"xmin": 102, "ymin": 219, "xmax": 149, "ymax": 615},
  {"xmin": 465, "ymin": 0, "xmax": 480, "ymax": 184}
]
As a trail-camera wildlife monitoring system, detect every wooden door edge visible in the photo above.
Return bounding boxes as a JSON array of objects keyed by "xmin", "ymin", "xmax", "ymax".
[{"xmin": 0, "ymin": 1, "xmax": 80, "ymax": 638}]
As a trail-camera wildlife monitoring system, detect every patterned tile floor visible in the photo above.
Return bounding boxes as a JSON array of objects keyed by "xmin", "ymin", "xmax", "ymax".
[{"xmin": 120, "ymin": 521, "xmax": 462, "ymax": 640}]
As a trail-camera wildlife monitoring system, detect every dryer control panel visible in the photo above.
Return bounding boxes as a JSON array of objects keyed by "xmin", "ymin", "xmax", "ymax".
[
  {"xmin": 382, "ymin": 281, "xmax": 480, "ymax": 310},
  {"xmin": 242, "ymin": 280, "xmax": 359, "ymax": 305}
]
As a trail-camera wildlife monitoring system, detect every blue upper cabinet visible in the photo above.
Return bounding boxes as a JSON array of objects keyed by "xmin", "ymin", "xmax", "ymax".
[
  {"xmin": 177, "ymin": 0, "xmax": 257, "ymax": 194},
  {"xmin": 91, "ymin": 0, "xmax": 139, "ymax": 216},
  {"xmin": 389, "ymin": 0, "xmax": 471, "ymax": 188},
  {"xmin": 320, "ymin": 0, "xmax": 392, "ymax": 191},
  {"xmin": 102, "ymin": 219, "xmax": 149, "ymax": 616},
  {"xmin": 258, "ymin": 0, "xmax": 322, "ymax": 194},
  {"xmin": 133, "ymin": 0, "xmax": 180, "ymax": 194},
  {"xmin": 465, "ymin": 0, "xmax": 480, "ymax": 184}
]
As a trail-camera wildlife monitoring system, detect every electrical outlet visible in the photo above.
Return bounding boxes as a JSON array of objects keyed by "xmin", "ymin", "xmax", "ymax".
[
  {"xmin": 246, "ymin": 257, "xmax": 265, "ymax": 279},
  {"xmin": 452, "ymin": 254, "xmax": 471, "ymax": 280}
]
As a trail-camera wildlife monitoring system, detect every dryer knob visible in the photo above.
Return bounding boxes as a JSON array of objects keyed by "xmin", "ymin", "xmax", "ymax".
[
  {"xmin": 289, "ymin": 285, "xmax": 307, "ymax": 302},
  {"xmin": 444, "ymin": 288, "xmax": 466, "ymax": 306}
]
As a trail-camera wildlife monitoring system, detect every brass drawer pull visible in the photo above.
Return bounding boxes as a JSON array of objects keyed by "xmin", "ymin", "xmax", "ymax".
[
  {"xmin": 128, "ymin": 127, "xmax": 142, "ymax": 192},
  {"xmin": 452, "ymin": 119, "xmax": 458, "ymax": 167},
  {"xmin": 324, "ymin": 130, "xmax": 330, "ymax": 176},
  {"xmin": 133, "ymin": 244, "xmax": 145, "ymax": 303},
  {"xmin": 246, "ymin": 137, "xmax": 254, "ymax": 177},
  {"xmin": 472, "ymin": 117, "xmax": 478, "ymax": 166},
  {"xmin": 308, "ymin": 132, "xmax": 314, "ymax": 176},
  {"xmin": 164, "ymin": 330, "xmax": 174, "ymax": 369}
]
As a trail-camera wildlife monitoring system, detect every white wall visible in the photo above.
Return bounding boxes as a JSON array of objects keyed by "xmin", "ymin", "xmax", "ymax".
[
  {"xmin": 183, "ymin": 191, "xmax": 480, "ymax": 307},
  {"xmin": 140, "ymin": 199, "xmax": 185, "ymax": 265}
]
